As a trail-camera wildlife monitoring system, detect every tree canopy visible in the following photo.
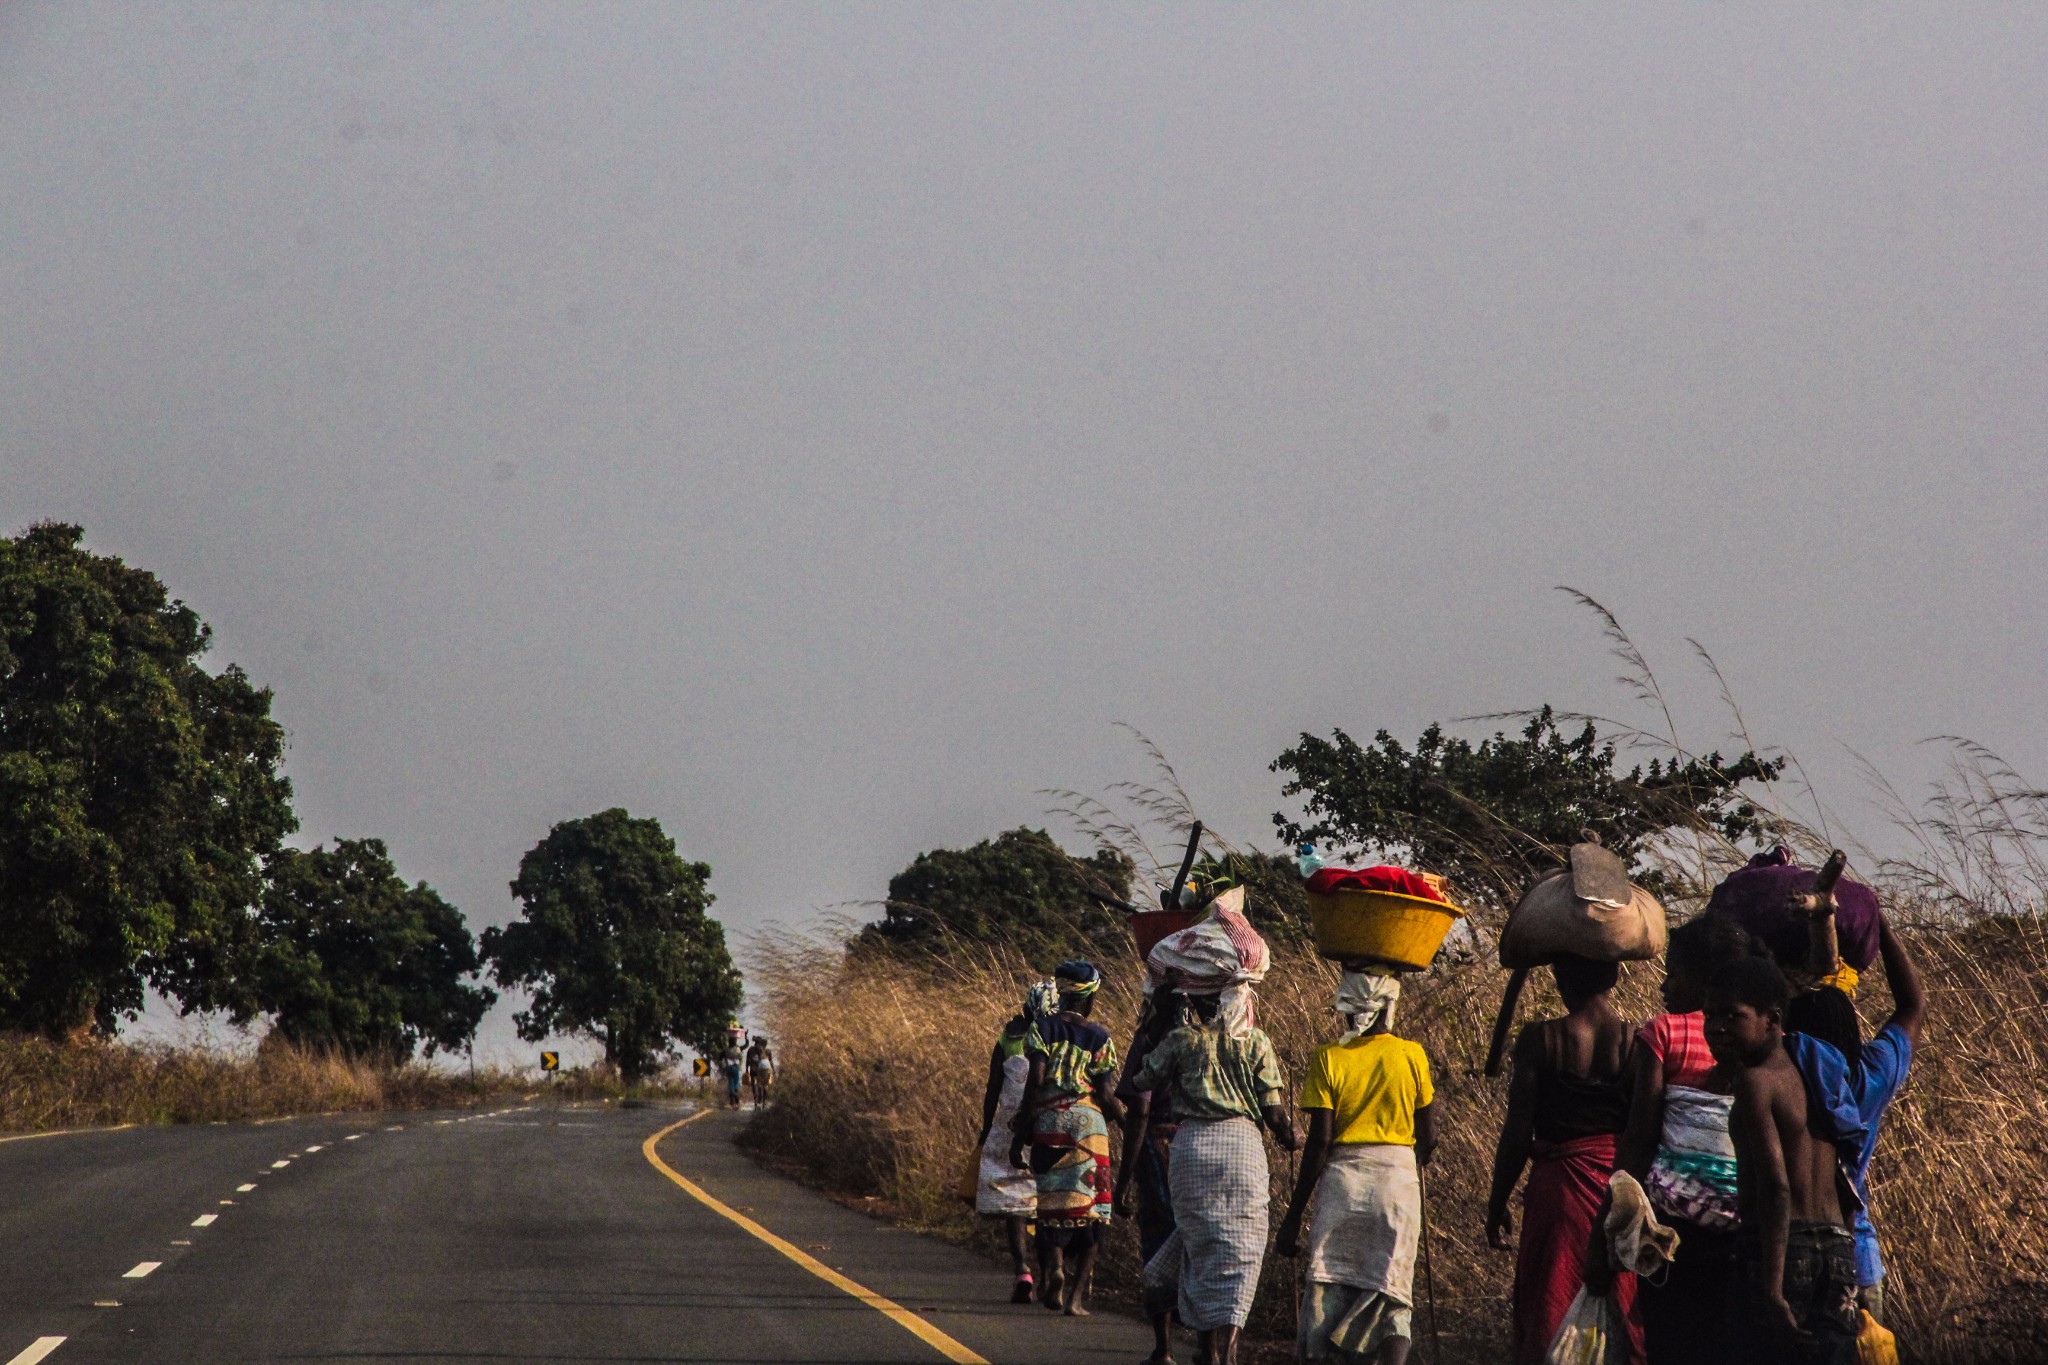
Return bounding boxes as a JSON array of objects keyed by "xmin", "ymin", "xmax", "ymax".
[
  {"xmin": 857, "ymin": 827, "xmax": 1136, "ymax": 957},
  {"xmin": 252, "ymin": 838, "xmax": 494, "ymax": 1059},
  {"xmin": 0, "ymin": 523, "xmax": 297, "ymax": 1035},
  {"xmin": 1273, "ymin": 706, "xmax": 1784, "ymax": 910},
  {"xmin": 482, "ymin": 809, "xmax": 741, "ymax": 1080}
]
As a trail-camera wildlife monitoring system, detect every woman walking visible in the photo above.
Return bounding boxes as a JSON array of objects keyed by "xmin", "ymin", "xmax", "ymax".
[
  {"xmin": 1486, "ymin": 953, "xmax": 1644, "ymax": 1364},
  {"xmin": 1129, "ymin": 984, "xmax": 1298, "ymax": 1365},
  {"xmin": 976, "ymin": 981, "xmax": 1058, "ymax": 1303},
  {"xmin": 1009, "ymin": 961, "xmax": 1122, "ymax": 1314},
  {"xmin": 1277, "ymin": 970, "xmax": 1437, "ymax": 1365}
]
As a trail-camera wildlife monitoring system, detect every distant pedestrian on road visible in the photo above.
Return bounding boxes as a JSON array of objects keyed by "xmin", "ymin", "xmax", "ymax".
[
  {"xmin": 977, "ymin": 980, "xmax": 1057, "ymax": 1303},
  {"xmin": 747, "ymin": 1037, "xmax": 776, "ymax": 1107},
  {"xmin": 721, "ymin": 1043, "xmax": 745, "ymax": 1109},
  {"xmin": 1010, "ymin": 959, "xmax": 1124, "ymax": 1316}
]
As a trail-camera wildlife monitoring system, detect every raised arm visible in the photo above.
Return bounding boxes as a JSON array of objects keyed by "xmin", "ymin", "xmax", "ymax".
[
  {"xmin": 1486, "ymin": 1023, "xmax": 1543, "ymax": 1250},
  {"xmin": 1876, "ymin": 916, "xmax": 1926, "ymax": 1047}
]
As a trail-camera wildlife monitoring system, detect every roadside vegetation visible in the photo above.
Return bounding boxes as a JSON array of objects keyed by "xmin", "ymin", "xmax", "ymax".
[
  {"xmin": 0, "ymin": 523, "xmax": 740, "ymax": 1124},
  {"xmin": 749, "ymin": 607, "xmax": 2048, "ymax": 1365}
]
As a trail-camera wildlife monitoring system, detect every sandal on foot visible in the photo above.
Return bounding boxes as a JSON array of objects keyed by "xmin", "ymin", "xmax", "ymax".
[{"xmin": 1010, "ymin": 1274, "xmax": 1035, "ymax": 1304}]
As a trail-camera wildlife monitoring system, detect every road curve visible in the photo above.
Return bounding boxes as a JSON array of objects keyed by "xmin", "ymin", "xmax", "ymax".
[{"xmin": 0, "ymin": 1104, "xmax": 1149, "ymax": 1363}]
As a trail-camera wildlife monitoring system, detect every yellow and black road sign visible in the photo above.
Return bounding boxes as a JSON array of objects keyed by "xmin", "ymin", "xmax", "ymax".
[
  {"xmin": 540, "ymin": 1051, "xmax": 559, "ymax": 1072},
  {"xmin": 692, "ymin": 1057, "xmax": 710, "ymax": 1077}
]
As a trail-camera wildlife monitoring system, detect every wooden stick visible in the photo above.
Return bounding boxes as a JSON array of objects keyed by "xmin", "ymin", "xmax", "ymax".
[
  {"xmin": 1484, "ymin": 968, "xmax": 1530, "ymax": 1077},
  {"xmin": 1160, "ymin": 821, "xmax": 1204, "ymax": 910}
]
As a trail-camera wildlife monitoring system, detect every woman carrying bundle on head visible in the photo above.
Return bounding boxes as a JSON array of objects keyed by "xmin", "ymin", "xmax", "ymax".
[
  {"xmin": 1486, "ymin": 953, "xmax": 1645, "ymax": 1365},
  {"xmin": 976, "ymin": 979, "xmax": 1059, "ymax": 1304},
  {"xmin": 1277, "ymin": 969, "xmax": 1437, "ymax": 1365},
  {"xmin": 1009, "ymin": 960, "xmax": 1122, "ymax": 1315}
]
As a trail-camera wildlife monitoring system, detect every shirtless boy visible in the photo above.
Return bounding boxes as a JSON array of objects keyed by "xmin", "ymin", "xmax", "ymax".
[{"xmin": 1703, "ymin": 955, "xmax": 1861, "ymax": 1364}]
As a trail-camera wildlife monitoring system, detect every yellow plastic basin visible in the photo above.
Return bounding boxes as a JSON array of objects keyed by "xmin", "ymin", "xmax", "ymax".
[{"xmin": 1306, "ymin": 888, "xmax": 1466, "ymax": 971}]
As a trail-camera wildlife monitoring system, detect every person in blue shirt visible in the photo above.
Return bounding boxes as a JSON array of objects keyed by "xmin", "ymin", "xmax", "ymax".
[{"xmin": 1787, "ymin": 894, "xmax": 1926, "ymax": 1326}]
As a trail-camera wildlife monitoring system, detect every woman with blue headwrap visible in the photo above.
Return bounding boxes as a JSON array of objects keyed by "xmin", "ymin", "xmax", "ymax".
[
  {"xmin": 1009, "ymin": 959, "xmax": 1125, "ymax": 1314},
  {"xmin": 975, "ymin": 978, "xmax": 1059, "ymax": 1302}
]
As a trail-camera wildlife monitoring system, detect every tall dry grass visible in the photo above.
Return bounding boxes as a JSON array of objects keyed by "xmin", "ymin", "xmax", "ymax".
[
  {"xmin": 0, "ymin": 1034, "xmax": 675, "ymax": 1129},
  {"xmin": 749, "ymin": 909, "xmax": 2048, "ymax": 1363}
]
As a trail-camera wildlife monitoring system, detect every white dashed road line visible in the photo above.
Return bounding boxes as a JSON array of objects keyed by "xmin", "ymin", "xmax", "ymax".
[
  {"xmin": 236, "ymin": 1183, "xmax": 256, "ymax": 1192},
  {"xmin": 6, "ymin": 1338, "xmax": 65, "ymax": 1365},
  {"xmin": 190, "ymin": 1214, "xmax": 217, "ymax": 1228},
  {"xmin": 270, "ymin": 1161, "xmax": 290, "ymax": 1169},
  {"xmin": 305, "ymin": 1144, "xmax": 323, "ymax": 1152},
  {"xmin": 122, "ymin": 1262, "xmax": 160, "ymax": 1279},
  {"xmin": 344, "ymin": 1133, "xmax": 363, "ymax": 1141}
]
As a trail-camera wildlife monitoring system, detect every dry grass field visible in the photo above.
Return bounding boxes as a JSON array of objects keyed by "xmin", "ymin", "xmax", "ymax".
[{"xmin": 0, "ymin": 1035, "xmax": 682, "ymax": 1128}]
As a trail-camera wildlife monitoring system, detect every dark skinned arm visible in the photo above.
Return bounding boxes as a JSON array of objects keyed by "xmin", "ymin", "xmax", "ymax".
[
  {"xmin": 1091, "ymin": 1069, "xmax": 1126, "ymax": 1127},
  {"xmin": 1112, "ymin": 1090, "xmax": 1150, "ymax": 1217},
  {"xmin": 1414, "ymin": 1101, "xmax": 1438, "ymax": 1167},
  {"xmin": 1730, "ymin": 1068, "xmax": 1804, "ymax": 1341},
  {"xmin": 977, "ymin": 1042, "xmax": 1008, "ymax": 1144},
  {"xmin": 1485, "ymin": 1024, "xmax": 1542, "ymax": 1249},
  {"xmin": 1876, "ymin": 916, "xmax": 1926, "ymax": 1047},
  {"xmin": 1275, "ymin": 1109, "xmax": 1335, "ymax": 1257},
  {"xmin": 1007, "ymin": 1056, "xmax": 1045, "ymax": 1169},
  {"xmin": 1585, "ymin": 1043, "xmax": 1666, "ymax": 1294}
]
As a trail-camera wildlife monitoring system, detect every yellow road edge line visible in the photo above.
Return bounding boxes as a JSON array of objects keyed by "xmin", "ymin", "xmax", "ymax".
[
  {"xmin": 0, "ymin": 1123, "xmax": 136, "ymax": 1146},
  {"xmin": 643, "ymin": 1112, "xmax": 989, "ymax": 1365}
]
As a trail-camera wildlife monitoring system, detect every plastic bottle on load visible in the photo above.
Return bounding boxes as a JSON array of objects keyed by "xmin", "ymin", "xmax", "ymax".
[{"xmin": 1296, "ymin": 843, "xmax": 1325, "ymax": 879}]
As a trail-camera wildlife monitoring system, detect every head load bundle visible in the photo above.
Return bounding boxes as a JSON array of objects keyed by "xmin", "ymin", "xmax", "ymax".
[
  {"xmin": 1143, "ymin": 885, "xmax": 1270, "ymax": 1038},
  {"xmin": 1705, "ymin": 845, "xmax": 1879, "ymax": 981},
  {"xmin": 1485, "ymin": 839, "xmax": 1669, "ymax": 1075}
]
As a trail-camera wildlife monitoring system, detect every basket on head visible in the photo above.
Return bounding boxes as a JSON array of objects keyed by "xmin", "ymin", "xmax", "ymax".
[
  {"xmin": 1305, "ymin": 887, "xmax": 1466, "ymax": 972},
  {"xmin": 1129, "ymin": 909, "xmax": 1204, "ymax": 960}
]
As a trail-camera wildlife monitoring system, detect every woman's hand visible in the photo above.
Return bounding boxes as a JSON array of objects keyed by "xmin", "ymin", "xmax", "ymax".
[
  {"xmin": 1113, "ymin": 1180, "xmax": 1137, "ymax": 1220},
  {"xmin": 1008, "ymin": 1133, "xmax": 1028, "ymax": 1170},
  {"xmin": 1276, "ymin": 1211, "xmax": 1303, "ymax": 1258},
  {"xmin": 1486, "ymin": 1205, "xmax": 1514, "ymax": 1251}
]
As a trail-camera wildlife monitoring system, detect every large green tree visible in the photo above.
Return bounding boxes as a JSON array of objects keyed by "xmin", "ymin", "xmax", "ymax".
[
  {"xmin": 482, "ymin": 809, "xmax": 741, "ymax": 1080},
  {"xmin": 0, "ymin": 523, "xmax": 297, "ymax": 1035},
  {"xmin": 1273, "ymin": 706, "xmax": 1783, "ymax": 911},
  {"xmin": 252, "ymin": 839, "xmax": 493, "ymax": 1059},
  {"xmin": 857, "ymin": 827, "xmax": 1135, "ymax": 957}
]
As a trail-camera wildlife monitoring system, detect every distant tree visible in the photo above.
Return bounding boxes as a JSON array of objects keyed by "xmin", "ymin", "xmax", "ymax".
[
  {"xmin": 252, "ymin": 839, "xmax": 494, "ymax": 1059},
  {"xmin": 856, "ymin": 827, "xmax": 1136, "ymax": 957},
  {"xmin": 482, "ymin": 809, "xmax": 741, "ymax": 1081},
  {"xmin": 0, "ymin": 523, "xmax": 297, "ymax": 1036},
  {"xmin": 1273, "ymin": 706, "xmax": 1784, "ymax": 911}
]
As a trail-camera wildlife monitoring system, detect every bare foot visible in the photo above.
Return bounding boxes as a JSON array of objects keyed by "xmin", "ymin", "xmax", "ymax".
[
  {"xmin": 1038, "ymin": 1268, "xmax": 1064, "ymax": 1311},
  {"xmin": 1064, "ymin": 1301, "xmax": 1091, "ymax": 1317}
]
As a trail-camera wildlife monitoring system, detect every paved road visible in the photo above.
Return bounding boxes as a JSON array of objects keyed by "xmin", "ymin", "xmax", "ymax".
[{"xmin": 0, "ymin": 1104, "xmax": 1149, "ymax": 1364}]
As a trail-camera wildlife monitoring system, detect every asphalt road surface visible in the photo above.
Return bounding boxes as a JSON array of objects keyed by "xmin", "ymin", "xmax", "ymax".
[{"xmin": 0, "ymin": 1104, "xmax": 1149, "ymax": 1364}]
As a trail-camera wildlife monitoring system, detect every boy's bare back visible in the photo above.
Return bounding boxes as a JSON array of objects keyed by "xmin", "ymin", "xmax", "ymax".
[{"xmin": 1731, "ymin": 1044, "xmax": 1843, "ymax": 1227}]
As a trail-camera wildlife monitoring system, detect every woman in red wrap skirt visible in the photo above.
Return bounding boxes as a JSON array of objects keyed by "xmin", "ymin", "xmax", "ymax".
[{"xmin": 1485, "ymin": 954, "xmax": 1644, "ymax": 1365}]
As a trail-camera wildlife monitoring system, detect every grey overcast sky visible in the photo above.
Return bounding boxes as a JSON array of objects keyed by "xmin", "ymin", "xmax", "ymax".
[{"xmin": 3, "ymin": 6, "xmax": 2042, "ymax": 1058}]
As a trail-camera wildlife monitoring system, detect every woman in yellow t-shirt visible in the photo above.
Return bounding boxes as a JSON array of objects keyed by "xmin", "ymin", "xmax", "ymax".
[{"xmin": 1277, "ymin": 970, "xmax": 1437, "ymax": 1365}]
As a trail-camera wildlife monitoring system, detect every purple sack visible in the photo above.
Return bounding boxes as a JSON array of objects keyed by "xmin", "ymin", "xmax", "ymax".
[{"xmin": 1704, "ymin": 846, "xmax": 1881, "ymax": 972}]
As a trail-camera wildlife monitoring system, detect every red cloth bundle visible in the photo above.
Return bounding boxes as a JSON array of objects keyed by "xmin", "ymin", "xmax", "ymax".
[{"xmin": 1304, "ymin": 865, "xmax": 1447, "ymax": 903}]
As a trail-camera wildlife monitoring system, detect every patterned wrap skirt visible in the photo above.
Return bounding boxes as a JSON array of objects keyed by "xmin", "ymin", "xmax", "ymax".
[
  {"xmin": 1142, "ymin": 1114, "xmax": 1271, "ymax": 1331},
  {"xmin": 1028, "ymin": 1097, "xmax": 1113, "ymax": 1229}
]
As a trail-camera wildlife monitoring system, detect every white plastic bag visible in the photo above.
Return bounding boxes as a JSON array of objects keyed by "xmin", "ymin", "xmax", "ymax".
[{"xmin": 1545, "ymin": 1287, "xmax": 1623, "ymax": 1365}]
